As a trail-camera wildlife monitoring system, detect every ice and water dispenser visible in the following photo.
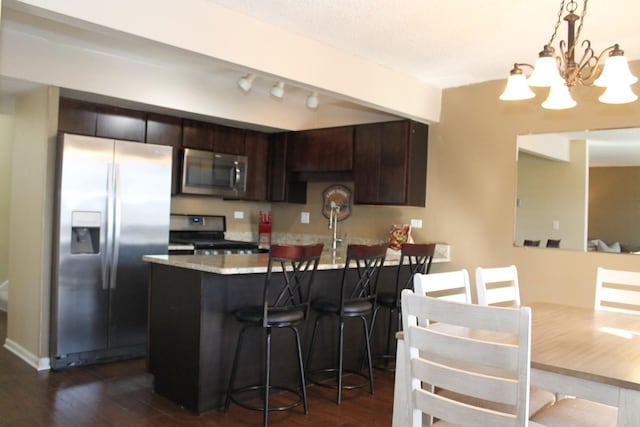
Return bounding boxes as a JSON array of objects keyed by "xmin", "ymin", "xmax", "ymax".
[{"xmin": 70, "ymin": 211, "xmax": 101, "ymax": 254}]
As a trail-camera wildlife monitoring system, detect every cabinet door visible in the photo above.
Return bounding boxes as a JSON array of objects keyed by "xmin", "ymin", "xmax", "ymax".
[
  {"xmin": 268, "ymin": 133, "xmax": 306, "ymax": 203},
  {"xmin": 210, "ymin": 124, "xmax": 245, "ymax": 155},
  {"xmin": 354, "ymin": 120, "xmax": 427, "ymax": 206},
  {"xmin": 288, "ymin": 126, "xmax": 353, "ymax": 171},
  {"xmin": 244, "ymin": 130, "xmax": 269, "ymax": 201},
  {"xmin": 182, "ymin": 119, "xmax": 212, "ymax": 150},
  {"xmin": 58, "ymin": 97, "xmax": 97, "ymax": 136},
  {"xmin": 146, "ymin": 113, "xmax": 183, "ymax": 195},
  {"xmin": 96, "ymin": 105, "xmax": 146, "ymax": 142}
]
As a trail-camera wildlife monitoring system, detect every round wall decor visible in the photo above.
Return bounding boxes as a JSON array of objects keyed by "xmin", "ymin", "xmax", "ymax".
[{"xmin": 322, "ymin": 184, "xmax": 352, "ymax": 221}]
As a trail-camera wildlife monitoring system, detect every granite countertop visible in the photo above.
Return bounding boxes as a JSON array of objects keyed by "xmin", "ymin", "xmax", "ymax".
[{"xmin": 144, "ymin": 245, "xmax": 450, "ymax": 275}]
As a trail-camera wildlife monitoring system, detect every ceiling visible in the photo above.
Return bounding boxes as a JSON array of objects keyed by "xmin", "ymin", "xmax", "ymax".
[
  {"xmin": 3, "ymin": 1, "xmax": 640, "ymax": 97},
  {"xmin": 203, "ymin": 0, "xmax": 640, "ymax": 88}
]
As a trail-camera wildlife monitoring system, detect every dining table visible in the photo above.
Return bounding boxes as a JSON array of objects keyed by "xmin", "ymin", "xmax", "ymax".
[{"xmin": 392, "ymin": 302, "xmax": 640, "ymax": 427}]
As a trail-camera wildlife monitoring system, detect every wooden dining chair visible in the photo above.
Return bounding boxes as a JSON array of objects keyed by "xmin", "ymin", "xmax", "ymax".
[
  {"xmin": 476, "ymin": 265, "xmax": 521, "ymax": 307},
  {"xmin": 412, "ymin": 269, "xmax": 471, "ymax": 303},
  {"xmin": 400, "ymin": 289, "xmax": 544, "ymax": 426},
  {"xmin": 594, "ymin": 266, "xmax": 640, "ymax": 314},
  {"xmin": 411, "ymin": 268, "xmax": 555, "ymax": 420}
]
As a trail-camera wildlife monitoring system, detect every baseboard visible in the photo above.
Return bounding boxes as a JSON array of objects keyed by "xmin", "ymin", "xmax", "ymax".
[{"xmin": 3, "ymin": 338, "xmax": 50, "ymax": 371}]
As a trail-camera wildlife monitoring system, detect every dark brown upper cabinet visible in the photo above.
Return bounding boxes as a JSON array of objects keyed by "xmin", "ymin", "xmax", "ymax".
[
  {"xmin": 58, "ymin": 97, "xmax": 97, "ymax": 136},
  {"xmin": 243, "ymin": 130, "xmax": 269, "ymax": 201},
  {"xmin": 96, "ymin": 105, "xmax": 146, "ymax": 142},
  {"xmin": 353, "ymin": 120, "xmax": 428, "ymax": 206},
  {"xmin": 268, "ymin": 132, "xmax": 307, "ymax": 203},
  {"xmin": 146, "ymin": 113, "xmax": 183, "ymax": 194},
  {"xmin": 287, "ymin": 126, "xmax": 354, "ymax": 172},
  {"xmin": 182, "ymin": 119, "xmax": 245, "ymax": 155}
]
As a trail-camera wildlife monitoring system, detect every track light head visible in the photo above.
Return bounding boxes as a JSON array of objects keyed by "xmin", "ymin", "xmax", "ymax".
[
  {"xmin": 237, "ymin": 73, "xmax": 255, "ymax": 92},
  {"xmin": 306, "ymin": 91, "xmax": 320, "ymax": 109},
  {"xmin": 270, "ymin": 81, "xmax": 285, "ymax": 98}
]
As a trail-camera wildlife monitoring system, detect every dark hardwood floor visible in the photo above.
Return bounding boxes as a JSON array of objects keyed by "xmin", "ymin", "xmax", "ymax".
[{"xmin": 0, "ymin": 311, "xmax": 394, "ymax": 426}]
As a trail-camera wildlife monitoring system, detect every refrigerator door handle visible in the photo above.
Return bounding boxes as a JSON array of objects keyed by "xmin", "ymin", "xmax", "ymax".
[
  {"xmin": 110, "ymin": 164, "xmax": 122, "ymax": 290},
  {"xmin": 103, "ymin": 163, "xmax": 115, "ymax": 290}
]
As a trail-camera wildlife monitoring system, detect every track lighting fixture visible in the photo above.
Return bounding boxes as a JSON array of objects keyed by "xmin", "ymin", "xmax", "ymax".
[
  {"xmin": 306, "ymin": 91, "xmax": 320, "ymax": 109},
  {"xmin": 237, "ymin": 73, "xmax": 255, "ymax": 93},
  {"xmin": 270, "ymin": 81, "xmax": 285, "ymax": 98}
]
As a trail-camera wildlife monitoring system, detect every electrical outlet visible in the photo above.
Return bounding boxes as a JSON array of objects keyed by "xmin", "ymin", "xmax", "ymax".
[
  {"xmin": 301, "ymin": 212, "xmax": 310, "ymax": 224},
  {"xmin": 234, "ymin": 211, "xmax": 244, "ymax": 219},
  {"xmin": 552, "ymin": 220, "xmax": 560, "ymax": 231},
  {"xmin": 410, "ymin": 219, "xmax": 423, "ymax": 229}
]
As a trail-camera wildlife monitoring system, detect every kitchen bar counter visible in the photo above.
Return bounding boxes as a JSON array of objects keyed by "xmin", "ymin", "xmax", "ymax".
[
  {"xmin": 144, "ymin": 245, "xmax": 449, "ymax": 414},
  {"xmin": 144, "ymin": 244, "xmax": 450, "ymax": 274}
]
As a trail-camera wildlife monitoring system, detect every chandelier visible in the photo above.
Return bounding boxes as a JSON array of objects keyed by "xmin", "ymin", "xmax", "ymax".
[{"xmin": 499, "ymin": 0, "xmax": 638, "ymax": 109}]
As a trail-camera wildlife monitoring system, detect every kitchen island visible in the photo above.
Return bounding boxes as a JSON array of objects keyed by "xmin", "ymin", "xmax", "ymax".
[{"xmin": 144, "ymin": 247, "xmax": 448, "ymax": 414}]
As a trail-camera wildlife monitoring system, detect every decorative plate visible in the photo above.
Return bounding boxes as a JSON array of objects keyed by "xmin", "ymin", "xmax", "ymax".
[{"xmin": 322, "ymin": 184, "xmax": 352, "ymax": 221}]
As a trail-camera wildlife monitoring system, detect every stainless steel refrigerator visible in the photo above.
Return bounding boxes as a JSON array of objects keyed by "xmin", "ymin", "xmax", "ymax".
[{"xmin": 50, "ymin": 133, "xmax": 172, "ymax": 369}]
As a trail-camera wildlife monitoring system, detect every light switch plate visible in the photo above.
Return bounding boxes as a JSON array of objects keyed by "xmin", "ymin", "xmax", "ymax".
[
  {"xmin": 410, "ymin": 219, "xmax": 423, "ymax": 229},
  {"xmin": 301, "ymin": 212, "xmax": 310, "ymax": 224}
]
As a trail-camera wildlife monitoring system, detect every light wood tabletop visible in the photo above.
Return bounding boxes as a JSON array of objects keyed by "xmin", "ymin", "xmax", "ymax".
[{"xmin": 530, "ymin": 302, "xmax": 640, "ymax": 392}]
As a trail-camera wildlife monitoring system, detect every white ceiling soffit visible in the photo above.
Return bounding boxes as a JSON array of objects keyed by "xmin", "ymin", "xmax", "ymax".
[
  {"xmin": 5, "ymin": 0, "xmax": 640, "ymax": 127},
  {"xmin": 1, "ymin": 0, "xmax": 441, "ymax": 124}
]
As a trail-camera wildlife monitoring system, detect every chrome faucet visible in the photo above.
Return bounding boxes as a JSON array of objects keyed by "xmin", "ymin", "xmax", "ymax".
[{"xmin": 328, "ymin": 202, "xmax": 342, "ymax": 251}]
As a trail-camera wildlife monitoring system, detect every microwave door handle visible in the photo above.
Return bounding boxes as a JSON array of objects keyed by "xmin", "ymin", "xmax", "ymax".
[
  {"xmin": 230, "ymin": 163, "xmax": 240, "ymax": 188},
  {"xmin": 235, "ymin": 165, "xmax": 241, "ymax": 187}
]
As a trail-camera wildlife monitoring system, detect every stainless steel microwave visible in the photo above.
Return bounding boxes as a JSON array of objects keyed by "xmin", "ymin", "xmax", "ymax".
[{"xmin": 180, "ymin": 148, "xmax": 247, "ymax": 197}]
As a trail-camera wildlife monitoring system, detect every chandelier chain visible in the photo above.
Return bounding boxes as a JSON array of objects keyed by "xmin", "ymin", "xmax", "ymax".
[
  {"xmin": 547, "ymin": 0, "xmax": 566, "ymax": 48},
  {"xmin": 574, "ymin": 0, "xmax": 588, "ymax": 51}
]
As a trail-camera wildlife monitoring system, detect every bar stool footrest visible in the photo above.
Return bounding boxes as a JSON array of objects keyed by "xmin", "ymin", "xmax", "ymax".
[
  {"xmin": 307, "ymin": 368, "xmax": 370, "ymax": 390},
  {"xmin": 228, "ymin": 384, "xmax": 304, "ymax": 412}
]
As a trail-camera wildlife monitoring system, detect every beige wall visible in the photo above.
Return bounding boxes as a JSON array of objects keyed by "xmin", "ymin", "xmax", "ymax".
[
  {"xmin": 0, "ymin": 114, "xmax": 14, "ymax": 286},
  {"xmin": 429, "ymin": 61, "xmax": 640, "ymax": 308},
  {"xmin": 589, "ymin": 166, "xmax": 640, "ymax": 249},
  {"xmin": 7, "ymin": 86, "xmax": 58, "ymax": 365},
  {"xmin": 515, "ymin": 140, "xmax": 588, "ymax": 251}
]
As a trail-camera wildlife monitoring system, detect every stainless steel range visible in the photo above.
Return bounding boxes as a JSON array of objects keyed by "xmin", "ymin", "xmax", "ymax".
[{"xmin": 169, "ymin": 214, "xmax": 261, "ymax": 255}]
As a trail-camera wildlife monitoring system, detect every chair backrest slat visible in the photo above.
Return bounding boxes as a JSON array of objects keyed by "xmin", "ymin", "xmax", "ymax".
[
  {"xmin": 401, "ymin": 290, "xmax": 532, "ymax": 427},
  {"xmin": 413, "ymin": 269, "xmax": 471, "ymax": 304},
  {"xmin": 595, "ymin": 267, "xmax": 640, "ymax": 314},
  {"xmin": 476, "ymin": 265, "xmax": 521, "ymax": 307}
]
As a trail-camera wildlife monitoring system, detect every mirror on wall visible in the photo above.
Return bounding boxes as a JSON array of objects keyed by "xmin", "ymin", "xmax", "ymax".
[{"xmin": 515, "ymin": 128, "xmax": 640, "ymax": 254}]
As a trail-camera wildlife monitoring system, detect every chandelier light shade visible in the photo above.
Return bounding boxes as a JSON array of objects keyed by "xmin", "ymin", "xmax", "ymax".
[
  {"xmin": 542, "ymin": 83, "xmax": 577, "ymax": 110},
  {"xmin": 237, "ymin": 73, "xmax": 255, "ymax": 92},
  {"xmin": 270, "ymin": 81, "xmax": 285, "ymax": 98},
  {"xmin": 306, "ymin": 91, "xmax": 320, "ymax": 109},
  {"xmin": 500, "ymin": 65, "xmax": 536, "ymax": 100},
  {"xmin": 499, "ymin": 0, "xmax": 638, "ymax": 110}
]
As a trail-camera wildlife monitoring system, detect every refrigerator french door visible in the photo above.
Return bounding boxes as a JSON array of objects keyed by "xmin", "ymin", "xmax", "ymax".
[{"xmin": 51, "ymin": 133, "xmax": 172, "ymax": 369}]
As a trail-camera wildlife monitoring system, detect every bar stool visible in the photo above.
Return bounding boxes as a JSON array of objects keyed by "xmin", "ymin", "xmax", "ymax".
[
  {"xmin": 305, "ymin": 243, "xmax": 387, "ymax": 404},
  {"xmin": 224, "ymin": 243, "xmax": 323, "ymax": 426},
  {"xmin": 372, "ymin": 243, "xmax": 435, "ymax": 368}
]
